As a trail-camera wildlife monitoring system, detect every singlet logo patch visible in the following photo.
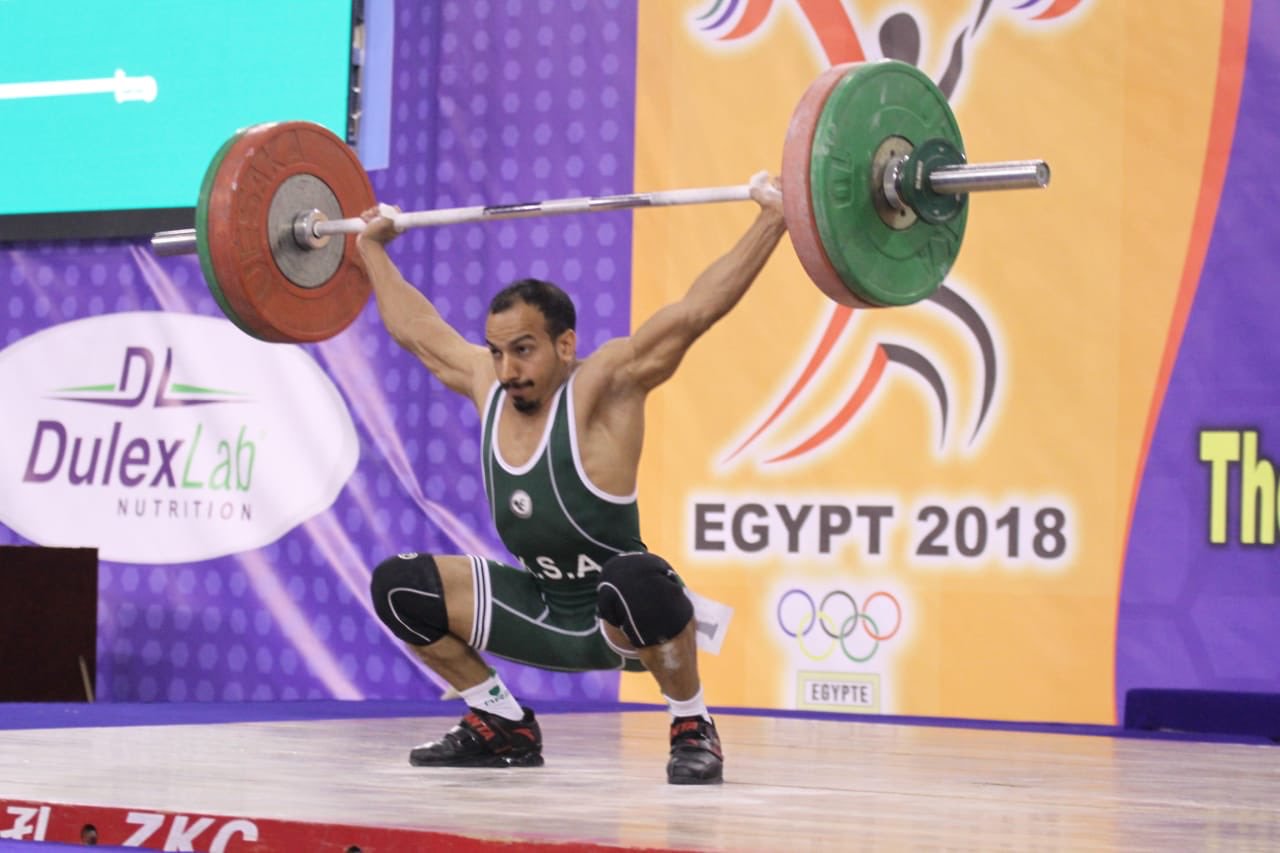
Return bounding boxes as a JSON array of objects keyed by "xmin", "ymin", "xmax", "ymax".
[{"xmin": 510, "ymin": 489, "xmax": 533, "ymax": 518}]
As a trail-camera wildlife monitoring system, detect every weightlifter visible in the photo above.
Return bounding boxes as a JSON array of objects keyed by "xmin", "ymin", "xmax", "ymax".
[{"xmin": 359, "ymin": 171, "xmax": 785, "ymax": 784}]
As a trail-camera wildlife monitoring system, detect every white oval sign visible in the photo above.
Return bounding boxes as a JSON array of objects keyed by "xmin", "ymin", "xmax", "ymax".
[{"xmin": 0, "ymin": 312, "xmax": 359, "ymax": 563}]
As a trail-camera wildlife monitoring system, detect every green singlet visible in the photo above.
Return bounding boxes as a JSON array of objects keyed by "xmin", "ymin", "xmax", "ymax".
[{"xmin": 464, "ymin": 373, "xmax": 648, "ymax": 672}]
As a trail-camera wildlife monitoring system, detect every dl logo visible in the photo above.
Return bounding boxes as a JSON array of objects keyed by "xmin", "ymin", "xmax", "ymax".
[{"xmin": 0, "ymin": 312, "xmax": 359, "ymax": 564}]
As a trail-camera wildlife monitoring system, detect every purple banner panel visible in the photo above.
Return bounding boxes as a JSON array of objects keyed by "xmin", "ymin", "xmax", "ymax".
[
  {"xmin": 1117, "ymin": 6, "xmax": 1280, "ymax": 712},
  {"xmin": 0, "ymin": 0, "xmax": 639, "ymax": 706}
]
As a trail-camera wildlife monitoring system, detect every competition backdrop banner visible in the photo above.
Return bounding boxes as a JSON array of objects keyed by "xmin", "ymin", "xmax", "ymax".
[
  {"xmin": 1, "ymin": 1, "xmax": 1275, "ymax": 724},
  {"xmin": 628, "ymin": 0, "xmax": 1262, "ymax": 724}
]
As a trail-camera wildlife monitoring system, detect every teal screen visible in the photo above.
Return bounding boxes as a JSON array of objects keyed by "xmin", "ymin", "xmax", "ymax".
[{"xmin": 0, "ymin": 1, "xmax": 354, "ymax": 221}]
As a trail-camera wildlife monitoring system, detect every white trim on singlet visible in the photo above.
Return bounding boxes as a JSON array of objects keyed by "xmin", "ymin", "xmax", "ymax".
[
  {"xmin": 490, "ymin": 383, "xmax": 563, "ymax": 475},
  {"xmin": 565, "ymin": 372, "xmax": 637, "ymax": 504},
  {"xmin": 466, "ymin": 558, "xmax": 629, "ymax": 671},
  {"xmin": 480, "ymin": 381, "xmax": 501, "ymax": 430},
  {"xmin": 493, "ymin": 653, "xmax": 628, "ymax": 673},
  {"xmin": 482, "ymin": 375, "xmax": 634, "ymax": 556},
  {"xmin": 492, "ymin": 599, "xmax": 629, "ymax": 671},
  {"xmin": 547, "ymin": 450, "xmax": 627, "ymax": 556},
  {"xmin": 469, "ymin": 556, "xmax": 612, "ymax": 633},
  {"xmin": 492, "ymin": 598, "xmax": 604, "ymax": 637},
  {"xmin": 481, "ymin": 382, "xmax": 499, "ymax": 511},
  {"xmin": 468, "ymin": 555, "xmax": 491, "ymax": 650}
]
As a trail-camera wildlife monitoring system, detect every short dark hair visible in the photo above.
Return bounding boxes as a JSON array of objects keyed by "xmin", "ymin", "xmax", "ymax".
[{"xmin": 488, "ymin": 278, "xmax": 576, "ymax": 339}]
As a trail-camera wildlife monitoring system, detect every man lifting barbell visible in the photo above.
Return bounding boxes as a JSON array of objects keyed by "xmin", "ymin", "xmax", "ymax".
[
  {"xmin": 360, "ymin": 171, "xmax": 784, "ymax": 784},
  {"xmin": 148, "ymin": 59, "xmax": 1050, "ymax": 783}
]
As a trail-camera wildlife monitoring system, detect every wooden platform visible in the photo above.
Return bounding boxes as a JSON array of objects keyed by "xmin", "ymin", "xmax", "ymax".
[{"xmin": 1, "ymin": 710, "xmax": 1278, "ymax": 850}]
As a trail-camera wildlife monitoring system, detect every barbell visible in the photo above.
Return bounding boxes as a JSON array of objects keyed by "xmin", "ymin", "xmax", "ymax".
[{"xmin": 151, "ymin": 60, "xmax": 1050, "ymax": 343}]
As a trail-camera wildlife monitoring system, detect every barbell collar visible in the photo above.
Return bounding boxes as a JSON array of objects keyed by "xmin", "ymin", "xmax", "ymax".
[{"xmin": 293, "ymin": 209, "xmax": 333, "ymax": 250}]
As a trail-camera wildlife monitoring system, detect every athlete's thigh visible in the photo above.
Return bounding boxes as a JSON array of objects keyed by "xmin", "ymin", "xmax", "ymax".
[
  {"xmin": 426, "ymin": 554, "xmax": 482, "ymax": 641},
  {"xmin": 472, "ymin": 559, "xmax": 643, "ymax": 672}
]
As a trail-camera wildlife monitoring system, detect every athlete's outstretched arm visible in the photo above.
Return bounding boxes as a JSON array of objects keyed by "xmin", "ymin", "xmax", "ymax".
[
  {"xmin": 619, "ymin": 173, "xmax": 786, "ymax": 392},
  {"xmin": 358, "ymin": 206, "xmax": 490, "ymax": 400}
]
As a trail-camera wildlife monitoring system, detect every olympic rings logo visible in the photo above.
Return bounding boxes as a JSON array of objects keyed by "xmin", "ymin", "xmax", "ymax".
[{"xmin": 776, "ymin": 589, "xmax": 902, "ymax": 663}]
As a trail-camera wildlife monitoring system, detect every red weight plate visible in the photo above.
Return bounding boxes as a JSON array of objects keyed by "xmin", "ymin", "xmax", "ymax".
[
  {"xmin": 199, "ymin": 121, "xmax": 374, "ymax": 342},
  {"xmin": 781, "ymin": 63, "xmax": 875, "ymax": 309}
]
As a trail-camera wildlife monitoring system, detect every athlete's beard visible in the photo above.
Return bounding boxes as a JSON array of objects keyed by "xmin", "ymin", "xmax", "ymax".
[
  {"xmin": 511, "ymin": 395, "xmax": 540, "ymax": 414},
  {"xmin": 505, "ymin": 381, "xmax": 539, "ymax": 414}
]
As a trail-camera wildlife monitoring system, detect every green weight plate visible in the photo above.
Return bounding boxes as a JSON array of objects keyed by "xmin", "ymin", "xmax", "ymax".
[{"xmin": 810, "ymin": 60, "xmax": 968, "ymax": 307}]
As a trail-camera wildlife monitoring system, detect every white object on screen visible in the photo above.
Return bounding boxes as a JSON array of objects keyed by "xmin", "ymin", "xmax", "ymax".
[{"xmin": 0, "ymin": 69, "xmax": 157, "ymax": 103}]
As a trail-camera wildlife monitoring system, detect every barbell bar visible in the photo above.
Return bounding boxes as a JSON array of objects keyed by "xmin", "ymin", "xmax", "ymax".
[
  {"xmin": 153, "ymin": 158, "xmax": 1045, "ymax": 258},
  {"xmin": 150, "ymin": 60, "xmax": 1051, "ymax": 342}
]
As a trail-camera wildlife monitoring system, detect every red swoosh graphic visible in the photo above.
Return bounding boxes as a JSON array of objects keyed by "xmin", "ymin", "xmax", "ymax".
[
  {"xmin": 719, "ymin": 0, "xmax": 774, "ymax": 39},
  {"xmin": 724, "ymin": 304, "xmax": 855, "ymax": 461},
  {"xmin": 766, "ymin": 344, "xmax": 888, "ymax": 463},
  {"xmin": 1033, "ymin": 0, "xmax": 1086, "ymax": 21},
  {"xmin": 1116, "ymin": 0, "xmax": 1251, "ymax": 675},
  {"xmin": 795, "ymin": 0, "xmax": 867, "ymax": 63},
  {"xmin": 727, "ymin": 0, "xmax": 867, "ymax": 463}
]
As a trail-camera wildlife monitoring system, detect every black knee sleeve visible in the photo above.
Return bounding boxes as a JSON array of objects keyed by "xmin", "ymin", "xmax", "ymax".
[
  {"xmin": 370, "ymin": 553, "xmax": 450, "ymax": 646},
  {"xmin": 596, "ymin": 552, "xmax": 693, "ymax": 648}
]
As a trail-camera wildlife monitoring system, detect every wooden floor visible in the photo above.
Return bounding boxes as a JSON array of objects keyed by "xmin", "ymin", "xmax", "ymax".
[{"xmin": 1, "ymin": 710, "xmax": 1278, "ymax": 851}]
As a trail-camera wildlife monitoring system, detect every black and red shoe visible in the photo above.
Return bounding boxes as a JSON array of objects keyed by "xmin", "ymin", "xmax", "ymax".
[
  {"xmin": 667, "ymin": 715, "xmax": 723, "ymax": 785},
  {"xmin": 409, "ymin": 706, "xmax": 544, "ymax": 768}
]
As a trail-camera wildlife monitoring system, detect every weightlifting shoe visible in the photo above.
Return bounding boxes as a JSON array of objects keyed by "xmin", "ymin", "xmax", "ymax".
[
  {"xmin": 667, "ymin": 715, "xmax": 724, "ymax": 784},
  {"xmin": 409, "ymin": 706, "xmax": 544, "ymax": 768}
]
